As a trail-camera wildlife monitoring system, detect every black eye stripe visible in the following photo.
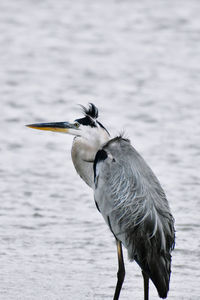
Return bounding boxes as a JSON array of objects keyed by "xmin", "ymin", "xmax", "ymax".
[{"xmin": 75, "ymin": 116, "xmax": 97, "ymax": 127}]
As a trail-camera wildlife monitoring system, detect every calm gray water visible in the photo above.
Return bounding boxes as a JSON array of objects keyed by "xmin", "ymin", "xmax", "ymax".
[{"xmin": 1, "ymin": 0, "xmax": 200, "ymax": 299}]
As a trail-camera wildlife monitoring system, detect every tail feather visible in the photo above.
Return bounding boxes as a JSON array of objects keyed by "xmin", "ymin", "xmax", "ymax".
[
  {"xmin": 148, "ymin": 252, "xmax": 171, "ymax": 298},
  {"xmin": 133, "ymin": 245, "xmax": 172, "ymax": 298},
  {"xmin": 127, "ymin": 224, "xmax": 174, "ymax": 299}
]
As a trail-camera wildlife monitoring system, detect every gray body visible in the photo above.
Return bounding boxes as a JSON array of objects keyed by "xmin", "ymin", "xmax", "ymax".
[{"xmin": 93, "ymin": 137, "xmax": 175, "ymax": 298}]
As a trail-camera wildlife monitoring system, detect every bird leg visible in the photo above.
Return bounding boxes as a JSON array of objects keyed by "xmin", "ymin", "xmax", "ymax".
[
  {"xmin": 113, "ymin": 239, "xmax": 125, "ymax": 300},
  {"xmin": 142, "ymin": 270, "xmax": 149, "ymax": 300}
]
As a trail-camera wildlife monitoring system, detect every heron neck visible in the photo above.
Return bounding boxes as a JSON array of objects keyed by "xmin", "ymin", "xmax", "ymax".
[{"xmin": 71, "ymin": 134, "xmax": 109, "ymax": 188}]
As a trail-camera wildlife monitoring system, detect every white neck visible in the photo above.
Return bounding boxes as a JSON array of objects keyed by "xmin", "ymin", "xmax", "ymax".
[{"xmin": 71, "ymin": 127, "xmax": 110, "ymax": 188}]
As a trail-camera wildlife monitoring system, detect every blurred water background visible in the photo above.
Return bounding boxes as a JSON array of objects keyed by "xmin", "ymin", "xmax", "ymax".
[{"xmin": 1, "ymin": 0, "xmax": 200, "ymax": 299}]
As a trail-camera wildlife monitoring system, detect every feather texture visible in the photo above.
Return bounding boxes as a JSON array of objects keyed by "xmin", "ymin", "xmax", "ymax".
[
  {"xmin": 94, "ymin": 136, "xmax": 175, "ymax": 299},
  {"xmin": 80, "ymin": 103, "xmax": 99, "ymax": 119}
]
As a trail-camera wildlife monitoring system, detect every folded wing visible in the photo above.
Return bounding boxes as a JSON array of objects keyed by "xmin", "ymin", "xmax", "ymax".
[{"xmin": 94, "ymin": 136, "xmax": 175, "ymax": 299}]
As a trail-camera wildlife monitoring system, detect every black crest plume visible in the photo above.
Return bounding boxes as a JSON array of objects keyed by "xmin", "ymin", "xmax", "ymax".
[{"xmin": 81, "ymin": 103, "xmax": 99, "ymax": 119}]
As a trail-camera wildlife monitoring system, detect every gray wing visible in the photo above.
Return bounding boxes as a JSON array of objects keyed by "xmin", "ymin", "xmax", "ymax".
[{"xmin": 93, "ymin": 136, "xmax": 175, "ymax": 298}]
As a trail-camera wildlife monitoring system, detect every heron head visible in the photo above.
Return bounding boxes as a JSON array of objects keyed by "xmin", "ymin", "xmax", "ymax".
[{"xmin": 26, "ymin": 103, "xmax": 110, "ymax": 144}]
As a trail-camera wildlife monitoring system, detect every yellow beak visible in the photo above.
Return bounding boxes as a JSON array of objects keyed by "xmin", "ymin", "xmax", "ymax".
[{"xmin": 26, "ymin": 122, "xmax": 74, "ymax": 133}]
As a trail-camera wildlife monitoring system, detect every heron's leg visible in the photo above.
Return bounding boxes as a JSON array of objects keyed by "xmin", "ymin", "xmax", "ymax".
[
  {"xmin": 113, "ymin": 238, "xmax": 125, "ymax": 300},
  {"xmin": 142, "ymin": 270, "xmax": 149, "ymax": 300}
]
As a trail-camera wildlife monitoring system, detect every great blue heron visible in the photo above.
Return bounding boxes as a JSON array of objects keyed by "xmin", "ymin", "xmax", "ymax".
[{"xmin": 27, "ymin": 103, "xmax": 175, "ymax": 300}]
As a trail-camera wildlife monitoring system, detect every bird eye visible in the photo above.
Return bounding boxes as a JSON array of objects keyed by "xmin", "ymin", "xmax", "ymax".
[{"xmin": 74, "ymin": 122, "xmax": 80, "ymax": 128}]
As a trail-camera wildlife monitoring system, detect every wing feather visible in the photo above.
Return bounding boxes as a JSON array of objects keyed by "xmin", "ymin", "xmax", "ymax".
[{"xmin": 94, "ymin": 137, "xmax": 175, "ymax": 298}]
